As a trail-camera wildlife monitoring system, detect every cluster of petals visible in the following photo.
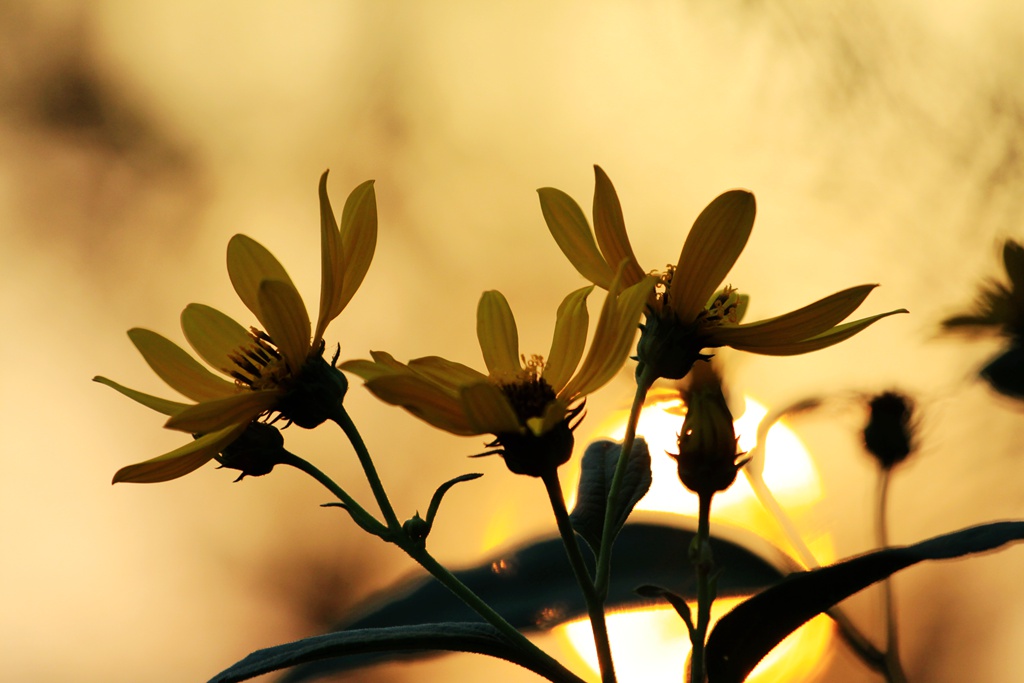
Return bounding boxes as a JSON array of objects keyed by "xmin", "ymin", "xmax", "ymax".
[
  {"xmin": 95, "ymin": 172, "xmax": 376, "ymax": 483},
  {"xmin": 539, "ymin": 166, "xmax": 907, "ymax": 358}
]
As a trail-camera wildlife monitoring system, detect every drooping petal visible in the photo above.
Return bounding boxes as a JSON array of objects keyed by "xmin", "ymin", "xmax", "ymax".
[
  {"xmin": 340, "ymin": 354, "xmax": 406, "ymax": 382},
  {"xmin": 408, "ymin": 356, "xmax": 489, "ymax": 392},
  {"xmin": 112, "ymin": 424, "xmax": 247, "ymax": 484},
  {"xmin": 560, "ymin": 273, "xmax": 656, "ymax": 400},
  {"xmin": 669, "ymin": 190, "xmax": 756, "ymax": 322},
  {"xmin": 227, "ymin": 234, "xmax": 295, "ymax": 325},
  {"xmin": 539, "ymin": 187, "xmax": 615, "ymax": 289},
  {"xmin": 180, "ymin": 304, "xmax": 252, "ymax": 375},
  {"xmin": 165, "ymin": 390, "xmax": 280, "ymax": 433},
  {"xmin": 710, "ymin": 285, "xmax": 878, "ymax": 348},
  {"xmin": 257, "ymin": 279, "xmax": 312, "ymax": 373},
  {"xmin": 93, "ymin": 376, "xmax": 189, "ymax": 416},
  {"xmin": 729, "ymin": 309, "xmax": 909, "ymax": 355},
  {"xmin": 460, "ymin": 382, "xmax": 522, "ymax": 434},
  {"xmin": 363, "ymin": 374, "xmax": 478, "ymax": 435},
  {"xmin": 592, "ymin": 166, "xmax": 645, "ymax": 287},
  {"xmin": 128, "ymin": 329, "xmax": 237, "ymax": 402},
  {"xmin": 543, "ymin": 286, "xmax": 592, "ymax": 394},
  {"xmin": 477, "ymin": 291, "xmax": 521, "ymax": 377}
]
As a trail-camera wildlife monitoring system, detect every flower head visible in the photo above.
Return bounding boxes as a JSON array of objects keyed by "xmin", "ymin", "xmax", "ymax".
[
  {"xmin": 942, "ymin": 239, "xmax": 1024, "ymax": 398},
  {"xmin": 343, "ymin": 272, "xmax": 656, "ymax": 477},
  {"xmin": 540, "ymin": 166, "xmax": 907, "ymax": 380},
  {"xmin": 95, "ymin": 172, "xmax": 377, "ymax": 483}
]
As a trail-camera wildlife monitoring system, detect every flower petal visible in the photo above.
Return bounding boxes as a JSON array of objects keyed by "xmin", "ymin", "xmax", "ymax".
[
  {"xmin": 477, "ymin": 291, "xmax": 521, "ymax": 377},
  {"xmin": 561, "ymin": 272, "xmax": 656, "ymax": 400},
  {"xmin": 460, "ymin": 382, "xmax": 522, "ymax": 434},
  {"xmin": 364, "ymin": 374, "xmax": 479, "ymax": 435},
  {"xmin": 338, "ymin": 180, "xmax": 378, "ymax": 314},
  {"xmin": 728, "ymin": 309, "xmax": 908, "ymax": 356},
  {"xmin": 408, "ymin": 356, "xmax": 489, "ymax": 392},
  {"xmin": 93, "ymin": 376, "xmax": 189, "ymax": 416},
  {"xmin": 112, "ymin": 424, "xmax": 247, "ymax": 484},
  {"xmin": 258, "ymin": 279, "xmax": 312, "ymax": 373},
  {"xmin": 710, "ymin": 285, "xmax": 877, "ymax": 348},
  {"xmin": 543, "ymin": 286, "xmax": 592, "ymax": 394},
  {"xmin": 180, "ymin": 304, "xmax": 253, "ymax": 375},
  {"xmin": 165, "ymin": 390, "xmax": 280, "ymax": 433},
  {"xmin": 669, "ymin": 190, "xmax": 756, "ymax": 322},
  {"xmin": 128, "ymin": 328, "xmax": 237, "ymax": 402},
  {"xmin": 539, "ymin": 186, "xmax": 615, "ymax": 289},
  {"xmin": 315, "ymin": 175, "xmax": 377, "ymax": 343},
  {"xmin": 593, "ymin": 166, "xmax": 645, "ymax": 287},
  {"xmin": 227, "ymin": 234, "xmax": 295, "ymax": 325}
]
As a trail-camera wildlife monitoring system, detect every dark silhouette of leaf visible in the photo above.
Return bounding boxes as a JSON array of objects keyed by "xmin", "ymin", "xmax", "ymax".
[
  {"xmin": 207, "ymin": 622, "xmax": 581, "ymax": 683},
  {"xmin": 569, "ymin": 438, "xmax": 652, "ymax": 554},
  {"xmin": 277, "ymin": 517, "xmax": 788, "ymax": 681},
  {"xmin": 706, "ymin": 521, "xmax": 1024, "ymax": 683}
]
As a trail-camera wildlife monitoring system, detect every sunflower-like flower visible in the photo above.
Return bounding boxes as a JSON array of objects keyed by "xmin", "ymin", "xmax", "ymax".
[
  {"xmin": 342, "ymin": 272, "xmax": 655, "ymax": 477},
  {"xmin": 95, "ymin": 172, "xmax": 377, "ymax": 483},
  {"xmin": 539, "ymin": 166, "xmax": 907, "ymax": 381}
]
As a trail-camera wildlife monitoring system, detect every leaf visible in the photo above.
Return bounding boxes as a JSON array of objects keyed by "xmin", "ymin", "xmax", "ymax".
[
  {"xmin": 207, "ymin": 622, "xmax": 577, "ymax": 683},
  {"xmin": 281, "ymin": 518, "xmax": 786, "ymax": 682},
  {"xmin": 569, "ymin": 439, "xmax": 652, "ymax": 555},
  {"xmin": 427, "ymin": 473, "xmax": 483, "ymax": 526},
  {"xmin": 705, "ymin": 520, "xmax": 1024, "ymax": 683}
]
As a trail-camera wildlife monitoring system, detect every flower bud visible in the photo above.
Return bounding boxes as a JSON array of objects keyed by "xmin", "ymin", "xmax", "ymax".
[
  {"xmin": 216, "ymin": 422, "xmax": 289, "ymax": 481},
  {"xmin": 671, "ymin": 363, "xmax": 742, "ymax": 497},
  {"xmin": 863, "ymin": 391, "xmax": 915, "ymax": 470}
]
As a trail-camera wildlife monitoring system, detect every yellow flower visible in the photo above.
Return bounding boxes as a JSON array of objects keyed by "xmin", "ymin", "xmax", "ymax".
[
  {"xmin": 343, "ymin": 271, "xmax": 655, "ymax": 476},
  {"xmin": 539, "ymin": 166, "xmax": 907, "ymax": 380},
  {"xmin": 95, "ymin": 172, "xmax": 377, "ymax": 483}
]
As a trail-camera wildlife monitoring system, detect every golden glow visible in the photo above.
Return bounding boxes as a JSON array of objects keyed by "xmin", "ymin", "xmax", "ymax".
[{"xmin": 557, "ymin": 389, "xmax": 835, "ymax": 682}]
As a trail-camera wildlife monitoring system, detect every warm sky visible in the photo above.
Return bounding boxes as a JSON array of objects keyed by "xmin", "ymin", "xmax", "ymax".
[{"xmin": 2, "ymin": 2, "xmax": 1024, "ymax": 682}]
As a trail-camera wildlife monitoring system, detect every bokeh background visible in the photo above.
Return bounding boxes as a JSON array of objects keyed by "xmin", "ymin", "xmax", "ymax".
[{"xmin": 3, "ymin": 1, "xmax": 1023, "ymax": 681}]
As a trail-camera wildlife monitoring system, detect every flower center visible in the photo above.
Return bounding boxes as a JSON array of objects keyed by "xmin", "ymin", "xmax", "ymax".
[
  {"xmin": 228, "ymin": 328, "xmax": 293, "ymax": 391},
  {"xmin": 498, "ymin": 354, "xmax": 556, "ymax": 424}
]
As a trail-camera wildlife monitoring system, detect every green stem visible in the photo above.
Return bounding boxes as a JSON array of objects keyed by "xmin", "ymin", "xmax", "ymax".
[
  {"xmin": 743, "ymin": 469, "xmax": 887, "ymax": 672},
  {"xmin": 876, "ymin": 467, "xmax": 908, "ymax": 683},
  {"xmin": 595, "ymin": 365, "xmax": 656, "ymax": 597},
  {"xmin": 279, "ymin": 452, "xmax": 389, "ymax": 537},
  {"xmin": 332, "ymin": 404, "xmax": 403, "ymax": 532},
  {"xmin": 688, "ymin": 492, "xmax": 714, "ymax": 683},
  {"xmin": 403, "ymin": 543, "xmax": 587, "ymax": 683},
  {"xmin": 542, "ymin": 471, "xmax": 616, "ymax": 683}
]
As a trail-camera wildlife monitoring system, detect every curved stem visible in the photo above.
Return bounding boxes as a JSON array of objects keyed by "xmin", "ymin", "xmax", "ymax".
[
  {"xmin": 542, "ymin": 471, "xmax": 616, "ymax": 683},
  {"xmin": 332, "ymin": 404, "xmax": 402, "ymax": 532},
  {"xmin": 594, "ymin": 364, "xmax": 655, "ymax": 597},
  {"xmin": 279, "ymin": 451, "xmax": 388, "ymax": 537},
  {"xmin": 876, "ymin": 467, "xmax": 908, "ymax": 683},
  {"xmin": 403, "ymin": 543, "xmax": 587, "ymax": 683}
]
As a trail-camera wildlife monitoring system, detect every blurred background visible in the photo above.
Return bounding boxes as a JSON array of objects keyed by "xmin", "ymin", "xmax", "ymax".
[{"xmin": 2, "ymin": 1, "xmax": 1023, "ymax": 681}]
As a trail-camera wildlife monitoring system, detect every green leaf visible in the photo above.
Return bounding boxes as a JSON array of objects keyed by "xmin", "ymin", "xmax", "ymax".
[
  {"xmin": 705, "ymin": 520, "xmax": 1024, "ymax": 683},
  {"xmin": 207, "ymin": 622, "xmax": 578, "ymax": 683},
  {"xmin": 280, "ymin": 519, "xmax": 786, "ymax": 682},
  {"xmin": 569, "ymin": 439, "xmax": 652, "ymax": 555}
]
